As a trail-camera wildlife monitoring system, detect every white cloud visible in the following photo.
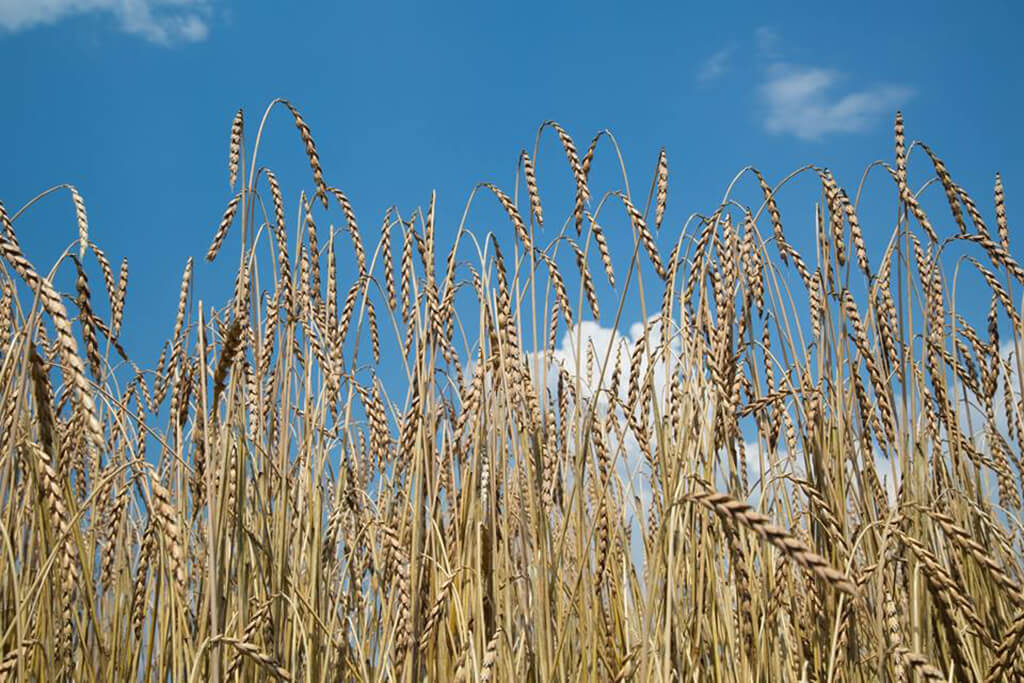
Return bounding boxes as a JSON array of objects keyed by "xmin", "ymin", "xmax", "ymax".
[
  {"xmin": 0, "ymin": 0, "xmax": 211, "ymax": 44},
  {"xmin": 759, "ymin": 63, "xmax": 913, "ymax": 141},
  {"xmin": 697, "ymin": 44, "xmax": 733, "ymax": 83},
  {"xmin": 749, "ymin": 27, "xmax": 913, "ymax": 141}
]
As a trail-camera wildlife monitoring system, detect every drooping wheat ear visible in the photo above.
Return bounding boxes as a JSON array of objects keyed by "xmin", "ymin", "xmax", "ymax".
[
  {"xmin": 263, "ymin": 169, "xmax": 286, "ymax": 243},
  {"xmin": 68, "ymin": 184, "xmax": 88, "ymax": 259},
  {"xmin": 918, "ymin": 141, "xmax": 967, "ymax": 234},
  {"xmin": 521, "ymin": 149, "xmax": 543, "ymax": 227},
  {"xmin": 739, "ymin": 212, "xmax": 763, "ymax": 312},
  {"xmin": 834, "ymin": 188, "xmax": 869, "ymax": 279},
  {"xmin": 611, "ymin": 646, "xmax": 641, "ymax": 683},
  {"xmin": 971, "ymin": 258, "xmax": 1022, "ymax": 329},
  {"xmin": 657, "ymin": 247, "xmax": 678, "ymax": 336},
  {"xmin": 878, "ymin": 276, "xmax": 902, "ymax": 363},
  {"xmin": 794, "ymin": 479, "xmax": 848, "ymax": 554},
  {"xmin": 750, "ymin": 168, "xmax": 788, "ymax": 265},
  {"xmin": 29, "ymin": 345, "xmax": 57, "ymax": 459},
  {"xmin": 228, "ymin": 107, "xmax": 243, "ymax": 190},
  {"xmin": 995, "ymin": 172, "xmax": 1009, "ymax": 251},
  {"xmin": 150, "ymin": 478, "xmax": 187, "ymax": 601},
  {"xmin": 419, "ymin": 572, "xmax": 458, "ymax": 650},
  {"xmin": 206, "ymin": 192, "xmax": 242, "ymax": 262},
  {"xmin": 544, "ymin": 120, "xmax": 589, "ymax": 232},
  {"xmin": 264, "ymin": 172, "xmax": 293, "ymax": 314},
  {"xmin": 984, "ymin": 609, "xmax": 1024, "ymax": 683},
  {"xmin": 240, "ymin": 356, "xmax": 258, "ymax": 440},
  {"xmin": 0, "ymin": 237, "xmax": 102, "ymax": 449},
  {"xmin": 379, "ymin": 523, "xmax": 412, "ymax": 665},
  {"xmin": 438, "ymin": 239, "xmax": 459, "ymax": 330},
  {"xmin": 479, "ymin": 625, "xmax": 502, "ymax": 683},
  {"xmin": 569, "ymin": 239, "xmax": 600, "ymax": 320},
  {"xmin": 534, "ymin": 249, "xmax": 572, "ymax": 328},
  {"xmin": 584, "ymin": 213, "xmax": 616, "ymax": 288},
  {"xmin": 1, "ymin": 286, "xmax": 14, "ymax": 365},
  {"xmin": 955, "ymin": 182, "xmax": 992, "ymax": 240},
  {"xmin": 655, "ymin": 147, "xmax": 671, "ymax": 229},
  {"xmin": 687, "ymin": 486, "xmax": 857, "ymax": 595},
  {"xmin": 88, "ymin": 242, "xmax": 116, "ymax": 311},
  {"xmin": 148, "ymin": 343, "xmax": 169, "ymax": 410},
  {"xmin": 379, "ymin": 211, "xmax": 397, "ymax": 311},
  {"xmin": 917, "ymin": 241, "xmax": 947, "ymax": 345},
  {"xmin": 368, "ymin": 382, "xmax": 391, "ymax": 473},
  {"xmin": 213, "ymin": 319, "xmax": 244, "ymax": 410},
  {"xmin": 336, "ymin": 275, "xmax": 364, "ymax": 352},
  {"xmin": 452, "ymin": 641, "xmax": 469, "ymax": 683},
  {"xmin": 626, "ymin": 332, "xmax": 645, "ymax": 417},
  {"xmin": 841, "ymin": 289, "xmax": 897, "ymax": 445},
  {"xmin": 593, "ymin": 414, "xmax": 614, "ymax": 582},
  {"xmin": 491, "ymin": 237, "xmax": 520, "ymax": 353},
  {"xmin": 111, "ymin": 256, "xmax": 128, "ymax": 337},
  {"xmin": 990, "ymin": 431, "xmax": 1022, "ymax": 511},
  {"xmin": 819, "ymin": 170, "xmax": 847, "ymax": 265},
  {"xmin": 216, "ymin": 636, "xmax": 292, "ymax": 681},
  {"xmin": 225, "ymin": 601, "xmax": 273, "ymax": 679},
  {"xmin": 330, "ymin": 187, "xmax": 367, "ymax": 275},
  {"xmin": 892, "ymin": 648, "xmax": 947, "ymax": 682},
  {"xmin": 170, "ymin": 258, "xmax": 193, "ymax": 370},
  {"xmin": 302, "ymin": 198, "xmax": 322, "ymax": 300},
  {"xmin": 928, "ymin": 510, "xmax": 1024, "ymax": 604},
  {"xmin": 281, "ymin": 100, "xmax": 329, "ymax": 208},
  {"xmin": 960, "ymin": 233, "xmax": 1024, "ymax": 285},
  {"xmin": 24, "ymin": 442, "xmax": 79, "ymax": 669},
  {"xmin": 0, "ymin": 643, "xmax": 29, "ymax": 681},
  {"xmin": 366, "ymin": 297, "xmax": 380, "ymax": 363},
  {"xmin": 71, "ymin": 256, "xmax": 102, "ymax": 380},
  {"xmin": 883, "ymin": 589, "xmax": 906, "ymax": 682},
  {"xmin": 130, "ymin": 511, "xmax": 156, "ymax": 642},
  {"xmin": 296, "ymin": 240, "xmax": 310, "ymax": 318},
  {"xmin": 786, "ymin": 238, "xmax": 813, "ymax": 288},
  {"xmin": 100, "ymin": 483, "xmax": 129, "ymax": 591},
  {"xmin": 900, "ymin": 534, "xmax": 991, "ymax": 645},
  {"xmin": 616, "ymin": 191, "xmax": 666, "ymax": 279},
  {"xmin": 725, "ymin": 524, "xmax": 753, "ymax": 653},
  {"xmin": 482, "ymin": 183, "xmax": 532, "ymax": 254},
  {"xmin": 580, "ymin": 129, "xmax": 606, "ymax": 181},
  {"xmin": 0, "ymin": 199, "xmax": 16, "ymax": 247},
  {"xmin": 886, "ymin": 165, "xmax": 940, "ymax": 243},
  {"xmin": 897, "ymin": 118, "xmax": 937, "ymax": 241}
]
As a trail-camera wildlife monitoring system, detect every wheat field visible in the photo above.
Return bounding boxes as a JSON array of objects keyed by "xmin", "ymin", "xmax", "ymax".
[{"xmin": 1, "ymin": 101, "xmax": 1022, "ymax": 681}]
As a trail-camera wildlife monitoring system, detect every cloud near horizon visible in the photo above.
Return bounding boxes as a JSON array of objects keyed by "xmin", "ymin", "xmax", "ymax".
[{"xmin": 0, "ymin": 0, "xmax": 211, "ymax": 44}]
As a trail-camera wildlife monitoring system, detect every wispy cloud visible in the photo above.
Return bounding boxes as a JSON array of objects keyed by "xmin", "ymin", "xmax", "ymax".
[
  {"xmin": 693, "ymin": 27, "xmax": 913, "ymax": 140},
  {"xmin": 759, "ymin": 63, "xmax": 913, "ymax": 141},
  {"xmin": 0, "ymin": 0, "xmax": 212, "ymax": 44},
  {"xmin": 697, "ymin": 44, "xmax": 733, "ymax": 83}
]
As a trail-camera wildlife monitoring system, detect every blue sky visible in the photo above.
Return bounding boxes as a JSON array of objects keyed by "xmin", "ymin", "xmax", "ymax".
[{"xmin": 3, "ymin": 0, "xmax": 1023, "ymax": 372}]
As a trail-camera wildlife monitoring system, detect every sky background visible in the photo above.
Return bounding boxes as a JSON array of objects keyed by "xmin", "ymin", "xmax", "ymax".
[{"xmin": 3, "ymin": 0, "xmax": 1024, "ymax": 379}]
